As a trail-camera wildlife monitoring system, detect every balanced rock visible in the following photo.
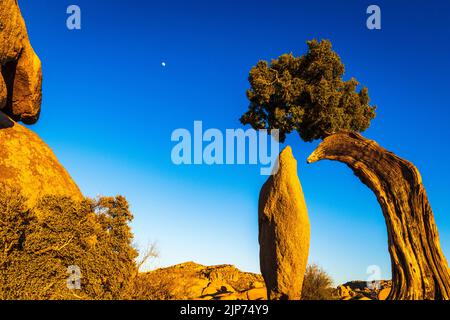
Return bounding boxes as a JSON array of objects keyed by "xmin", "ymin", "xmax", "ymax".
[
  {"xmin": 0, "ymin": 0, "xmax": 42, "ymax": 124},
  {"xmin": 0, "ymin": 112, "xmax": 82, "ymax": 206},
  {"xmin": 258, "ymin": 146, "xmax": 310, "ymax": 300}
]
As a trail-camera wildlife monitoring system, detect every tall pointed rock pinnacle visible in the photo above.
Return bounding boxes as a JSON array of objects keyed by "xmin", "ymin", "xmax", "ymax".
[{"xmin": 259, "ymin": 146, "xmax": 310, "ymax": 300}]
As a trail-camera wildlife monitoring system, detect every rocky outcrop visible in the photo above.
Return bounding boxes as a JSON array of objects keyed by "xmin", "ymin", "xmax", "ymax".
[
  {"xmin": 133, "ymin": 262, "xmax": 266, "ymax": 300},
  {"xmin": 337, "ymin": 280, "xmax": 392, "ymax": 300},
  {"xmin": 258, "ymin": 146, "xmax": 310, "ymax": 300},
  {"xmin": 0, "ymin": 0, "xmax": 42, "ymax": 124},
  {"xmin": 0, "ymin": 112, "xmax": 82, "ymax": 206},
  {"xmin": 308, "ymin": 131, "xmax": 450, "ymax": 300}
]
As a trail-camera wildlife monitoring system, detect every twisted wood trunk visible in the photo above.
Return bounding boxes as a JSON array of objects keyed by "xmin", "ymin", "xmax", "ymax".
[{"xmin": 307, "ymin": 131, "xmax": 450, "ymax": 300}]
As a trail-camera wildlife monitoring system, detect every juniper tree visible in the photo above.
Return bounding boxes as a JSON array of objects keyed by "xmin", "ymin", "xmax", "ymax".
[{"xmin": 240, "ymin": 39, "xmax": 376, "ymax": 142}]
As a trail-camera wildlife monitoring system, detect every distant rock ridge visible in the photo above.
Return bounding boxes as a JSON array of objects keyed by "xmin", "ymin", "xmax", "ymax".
[
  {"xmin": 134, "ymin": 262, "xmax": 267, "ymax": 300},
  {"xmin": 135, "ymin": 261, "xmax": 395, "ymax": 300},
  {"xmin": 337, "ymin": 280, "xmax": 392, "ymax": 300}
]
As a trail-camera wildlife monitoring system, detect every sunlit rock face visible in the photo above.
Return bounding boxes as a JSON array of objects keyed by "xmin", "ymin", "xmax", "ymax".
[
  {"xmin": 258, "ymin": 146, "xmax": 310, "ymax": 300},
  {"xmin": 0, "ymin": 0, "xmax": 42, "ymax": 124},
  {"xmin": 0, "ymin": 2, "xmax": 81, "ymax": 205},
  {"xmin": 0, "ymin": 112, "xmax": 82, "ymax": 206}
]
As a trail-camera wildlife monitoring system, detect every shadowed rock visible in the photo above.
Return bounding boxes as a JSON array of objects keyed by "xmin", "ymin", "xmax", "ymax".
[
  {"xmin": 0, "ymin": 0, "xmax": 42, "ymax": 124},
  {"xmin": 308, "ymin": 131, "xmax": 450, "ymax": 300},
  {"xmin": 0, "ymin": 112, "xmax": 82, "ymax": 206},
  {"xmin": 259, "ymin": 146, "xmax": 310, "ymax": 300}
]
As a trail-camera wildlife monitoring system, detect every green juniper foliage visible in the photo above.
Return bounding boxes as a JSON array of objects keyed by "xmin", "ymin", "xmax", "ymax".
[{"xmin": 240, "ymin": 39, "xmax": 376, "ymax": 142}]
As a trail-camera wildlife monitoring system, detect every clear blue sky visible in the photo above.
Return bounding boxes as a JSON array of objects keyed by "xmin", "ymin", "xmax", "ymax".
[{"xmin": 19, "ymin": 0, "xmax": 450, "ymax": 285}]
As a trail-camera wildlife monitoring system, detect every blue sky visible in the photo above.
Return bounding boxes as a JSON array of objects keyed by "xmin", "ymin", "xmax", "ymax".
[{"xmin": 19, "ymin": 0, "xmax": 450, "ymax": 285}]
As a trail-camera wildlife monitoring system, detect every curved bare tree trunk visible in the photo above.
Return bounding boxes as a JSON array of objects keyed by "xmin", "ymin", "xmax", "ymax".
[{"xmin": 307, "ymin": 131, "xmax": 450, "ymax": 300}]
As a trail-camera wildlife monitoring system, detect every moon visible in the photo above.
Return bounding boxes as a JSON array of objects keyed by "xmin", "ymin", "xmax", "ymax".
[{"xmin": 161, "ymin": 62, "xmax": 166, "ymax": 67}]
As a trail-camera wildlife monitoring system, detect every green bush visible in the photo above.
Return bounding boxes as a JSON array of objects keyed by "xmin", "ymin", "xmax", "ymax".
[{"xmin": 0, "ymin": 185, "xmax": 138, "ymax": 300}]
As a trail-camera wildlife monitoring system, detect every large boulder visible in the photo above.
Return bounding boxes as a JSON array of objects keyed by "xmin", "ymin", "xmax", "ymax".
[
  {"xmin": 0, "ymin": 0, "xmax": 42, "ymax": 124},
  {"xmin": 0, "ymin": 112, "xmax": 82, "ymax": 206},
  {"xmin": 258, "ymin": 146, "xmax": 310, "ymax": 300}
]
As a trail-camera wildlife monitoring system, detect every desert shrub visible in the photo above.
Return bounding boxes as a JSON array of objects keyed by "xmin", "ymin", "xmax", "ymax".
[
  {"xmin": 301, "ymin": 264, "xmax": 337, "ymax": 300},
  {"xmin": 0, "ymin": 186, "xmax": 138, "ymax": 300}
]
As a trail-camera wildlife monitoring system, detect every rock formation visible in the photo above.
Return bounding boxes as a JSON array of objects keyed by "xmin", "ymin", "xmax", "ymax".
[
  {"xmin": 133, "ymin": 262, "xmax": 267, "ymax": 300},
  {"xmin": 258, "ymin": 146, "xmax": 310, "ymax": 300},
  {"xmin": 308, "ymin": 131, "xmax": 450, "ymax": 300},
  {"xmin": 0, "ymin": 111, "xmax": 82, "ymax": 206},
  {"xmin": 0, "ymin": 0, "xmax": 42, "ymax": 124},
  {"xmin": 0, "ymin": 1, "xmax": 81, "ymax": 205}
]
